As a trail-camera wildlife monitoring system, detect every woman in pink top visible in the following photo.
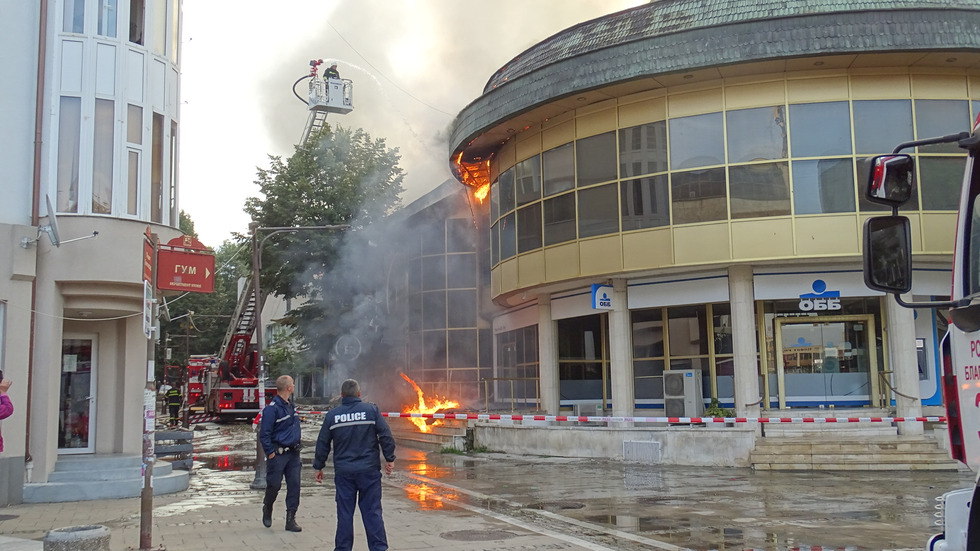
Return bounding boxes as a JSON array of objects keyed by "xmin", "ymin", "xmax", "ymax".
[{"xmin": 0, "ymin": 378, "xmax": 13, "ymax": 452}]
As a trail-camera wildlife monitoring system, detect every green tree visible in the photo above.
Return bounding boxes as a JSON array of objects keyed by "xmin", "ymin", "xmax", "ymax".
[{"xmin": 243, "ymin": 125, "xmax": 404, "ymax": 364}]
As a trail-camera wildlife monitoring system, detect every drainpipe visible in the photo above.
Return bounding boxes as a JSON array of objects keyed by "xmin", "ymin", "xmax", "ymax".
[{"xmin": 25, "ymin": 0, "xmax": 50, "ymax": 472}]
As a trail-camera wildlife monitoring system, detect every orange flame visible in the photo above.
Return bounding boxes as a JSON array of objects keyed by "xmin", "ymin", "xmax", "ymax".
[
  {"xmin": 400, "ymin": 372, "xmax": 459, "ymax": 433},
  {"xmin": 453, "ymin": 152, "xmax": 492, "ymax": 203}
]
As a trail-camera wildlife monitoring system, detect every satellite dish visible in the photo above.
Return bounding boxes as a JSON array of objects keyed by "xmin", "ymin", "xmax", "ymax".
[{"xmin": 42, "ymin": 195, "xmax": 62, "ymax": 247}]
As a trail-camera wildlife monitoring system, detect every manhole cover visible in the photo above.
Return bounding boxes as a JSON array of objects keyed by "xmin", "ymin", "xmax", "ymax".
[
  {"xmin": 527, "ymin": 500, "xmax": 586, "ymax": 511},
  {"xmin": 441, "ymin": 529, "xmax": 518, "ymax": 541}
]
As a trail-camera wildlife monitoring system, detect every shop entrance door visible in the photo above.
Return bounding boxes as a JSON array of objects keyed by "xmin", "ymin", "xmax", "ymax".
[
  {"xmin": 59, "ymin": 336, "xmax": 97, "ymax": 453},
  {"xmin": 774, "ymin": 315, "xmax": 880, "ymax": 409}
]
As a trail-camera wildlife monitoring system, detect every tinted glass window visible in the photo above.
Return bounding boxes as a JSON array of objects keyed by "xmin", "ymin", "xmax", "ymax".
[
  {"xmin": 916, "ymin": 100, "xmax": 971, "ymax": 154},
  {"xmin": 499, "ymin": 212, "xmax": 516, "ymax": 260},
  {"xmin": 729, "ymin": 162, "xmax": 790, "ymax": 219},
  {"xmin": 671, "ymin": 168, "xmax": 727, "ymax": 224},
  {"xmin": 447, "ymin": 254, "xmax": 476, "ymax": 289},
  {"xmin": 669, "ymin": 112, "xmax": 724, "ymax": 170},
  {"xmin": 543, "ymin": 193, "xmax": 576, "ymax": 245},
  {"xmin": 447, "ymin": 291, "xmax": 477, "ymax": 329},
  {"xmin": 620, "ymin": 121, "xmax": 667, "ymax": 177},
  {"xmin": 576, "ymin": 132, "xmax": 617, "ymax": 187},
  {"xmin": 920, "ymin": 156, "xmax": 968, "ymax": 210},
  {"xmin": 621, "ymin": 176, "xmax": 670, "ymax": 230},
  {"xmin": 490, "ymin": 181, "xmax": 499, "ymax": 221},
  {"xmin": 543, "ymin": 143, "xmax": 574, "ymax": 196},
  {"xmin": 789, "ymin": 102, "xmax": 852, "ymax": 157},
  {"xmin": 515, "ymin": 155, "xmax": 541, "ymax": 206},
  {"xmin": 667, "ymin": 305, "xmax": 708, "ymax": 355},
  {"xmin": 498, "ymin": 168, "xmax": 516, "ymax": 214},
  {"xmin": 577, "ymin": 183, "xmax": 619, "ymax": 238},
  {"xmin": 422, "ymin": 292, "xmax": 447, "ymax": 330},
  {"xmin": 446, "ymin": 218, "xmax": 474, "ymax": 253},
  {"xmin": 517, "ymin": 204, "xmax": 542, "ymax": 253},
  {"xmin": 422, "ymin": 256, "xmax": 446, "ymax": 291},
  {"xmin": 853, "ymin": 100, "xmax": 913, "ymax": 155},
  {"xmin": 490, "ymin": 222, "xmax": 499, "ymax": 266},
  {"xmin": 726, "ymin": 106, "xmax": 787, "ymax": 163},
  {"xmin": 792, "ymin": 158, "xmax": 855, "ymax": 214}
]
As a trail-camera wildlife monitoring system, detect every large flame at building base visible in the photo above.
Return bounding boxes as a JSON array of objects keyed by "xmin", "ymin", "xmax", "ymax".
[{"xmin": 400, "ymin": 372, "xmax": 459, "ymax": 433}]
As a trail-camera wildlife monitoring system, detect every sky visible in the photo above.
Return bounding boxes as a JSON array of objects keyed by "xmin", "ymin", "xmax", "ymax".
[{"xmin": 178, "ymin": 0, "xmax": 647, "ymax": 248}]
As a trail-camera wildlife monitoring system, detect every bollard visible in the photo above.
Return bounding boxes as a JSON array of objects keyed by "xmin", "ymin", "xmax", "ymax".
[{"xmin": 43, "ymin": 525, "xmax": 110, "ymax": 551}]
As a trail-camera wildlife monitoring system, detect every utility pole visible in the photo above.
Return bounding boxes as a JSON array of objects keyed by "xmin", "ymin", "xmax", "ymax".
[{"xmin": 140, "ymin": 229, "xmax": 158, "ymax": 551}]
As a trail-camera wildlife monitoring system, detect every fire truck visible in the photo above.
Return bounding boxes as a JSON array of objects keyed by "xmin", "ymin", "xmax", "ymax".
[{"xmin": 861, "ymin": 115, "xmax": 980, "ymax": 550}]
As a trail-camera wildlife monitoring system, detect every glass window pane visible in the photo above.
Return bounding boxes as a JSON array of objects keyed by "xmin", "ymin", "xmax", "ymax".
[
  {"xmin": 792, "ymin": 159, "xmax": 855, "ymax": 214},
  {"xmin": 669, "ymin": 112, "xmax": 724, "ymax": 170},
  {"xmin": 422, "ymin": 256, "xmax": 446, "ymax": 291},
  {"xmin": 422, "ymin": 292, "xmax": 447, "ymax": 330},
  {"xmin": 789, "ymin": 102, "xmax": 852, "ymax": 157},
  {"xmin": 515, "ymin": 155, "xmax": 541, "ymax": 206},
  {"xmin": 634, "ymin": 359, "xmax": 666, "ymax": 399},
  {"xmin": 151, "ymin": 112, "xmax": 164, "ymax": 222},
  {"xmin": 93, "ymin": 99, "xmax": 114, "ymax": 214},
  {"xmin": 729, "ymin": 162, "xmax": 790, "ymax": 219},
  {"xmin": 490, "ymin": 180, "xmax": 499, "ymax": 221},
  {"xmin": 498, "ymin": 168, "xmax": 515, "ymax": 214},
  {"xmin": 449, "ymin": 329, "xmax": 478, "ymax": 368},
  {"xmin": 423, "ymin": 330, "xmax": 447, "ymax": 367},
  {"xmin": 152, "ymin": 0, "xmax": 167, "ymax": 55},
  {"xmin": 447, "ymin": 254, "xmax": 476, "ymax": 289},
  {"xmin": 129, "ymin": 0, "xmax": 144, "ymax": 44},
  {"xmin": 64, "ymin": 0, "xmax": 85, "ymax": 33},
  {"xmin": 517, "ymin": 203, "xmax": 542, "ymax": 253},
  {"xmin": 916, "ymin": 100, "xmax": 972, "ymax": 153},
  {"xmin": 621, "ymin": 176, "xmax": 669, "ymax": 230},
  {"xmin": 447, "ymin": 291, "xmax": 477, "ymax": 329},
  {"xmin": 543, "ymin": 193, "xmax": 576, "ymax": 245},
  {"xmin": 620, "ymin": 121, "xmax": 667, "ymax": 178},
  {"xmin": 421, "ymin": 222, "xmax": 445, "ymax": 255},
  {"xmin": 170, "ymin": 0, "xmax": 179, "ymax": 62},
  {"xmin": 920, "ymin": 157, "xmax": 968, "ymax": 210},
  {"xmin": 670, "ymin": 168, "xmax": 727, "ymax": 224},
  {"xmin": 576, "ymin": 132, "xmax": 617, "ymax": 187},
  {"xmin": 631, "ymin": 308, "xmax": 664, "ymax": 359},
  {"xmin": 853, "ymin": 100, "xmax": 913, "ymax": 155},
  {"xmin": 127, "ymin": 104, "xmax": 142, "ymax": 144},
  {"xmin": 98, "ymin": 0, "xmax": 117, "ymax": 37},
  {"xmin": 577, "ymin": 183, "xmax": 618, "ymax": 238},
  {"xmin": 447, "ymin": 218, "xmax": 474, "ymax": 253},
  {"xmin": 127, "ymin": 150, "xmax": 139, "ymax": 215},
  {"xmin": 57, "ymin": 97, "xmax": 82, "ymax": 213},
  {"xmin": 726, "ymin": 106, "xmax": 787, "ymax": 163},
  {"xmin": 712, "ymin": 303, "xmax": 733, "ymax": 354},
  {"xmin": 490, "ymin": 222, "xmax": 499, "ymax": 266},
  {"xmin": 543, "ymin": 143, "xmax": 574, "ymax": 196},
  {"xmin": 500, "ymin": 212, "xmax": 516, "ymax": 260},
  {"xmin": 667, "ymin": 305, "xmax": 708, "ymax": 355}
]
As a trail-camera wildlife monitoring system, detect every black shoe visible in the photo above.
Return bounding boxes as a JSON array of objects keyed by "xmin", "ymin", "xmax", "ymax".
[
  {"xmin": 262, "ymin": 503, "xmax": 272, "ymax": 528},
  {"xmin": 285, "ymin": 510, "xmax": 302, "ymax": 532}
]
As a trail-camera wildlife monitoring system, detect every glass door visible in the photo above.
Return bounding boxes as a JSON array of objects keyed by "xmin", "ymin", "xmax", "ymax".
[
  {"xmin": 774, "ymin": 315, "xmax": 880, "ymax": 409},
  {"xmin": 59, "ymin": 337, "xmax": 97, "ymax": 453}
]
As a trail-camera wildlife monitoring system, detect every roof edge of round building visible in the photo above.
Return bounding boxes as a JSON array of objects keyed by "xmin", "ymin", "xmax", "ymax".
[{"xmin": 450, "ymin": 1, "xmax": 980, "ymax": 160}]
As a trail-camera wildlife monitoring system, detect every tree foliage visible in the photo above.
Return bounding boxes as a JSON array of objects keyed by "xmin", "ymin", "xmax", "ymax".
[{"xmin": 243, "ymin": 124, "xmax": 404, "ymax": 364}]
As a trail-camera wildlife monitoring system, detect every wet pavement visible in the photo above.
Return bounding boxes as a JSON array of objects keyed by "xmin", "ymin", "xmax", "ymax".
[{"xmin": 0, "ymin": 421, "xmax": 975, "ymax": 550}]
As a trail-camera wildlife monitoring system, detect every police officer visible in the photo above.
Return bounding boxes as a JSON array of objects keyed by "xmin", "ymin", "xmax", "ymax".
[
  {"xmin": 258, "ymin": 375, "xmax": 303, "ymax": 532},
  {"xmin": 165, "ymin": 382, "xmax": 182, "ymax": 428},
  {"xmin": 314, "ymin": 379, "xmax": 396, "ymax": 551}
]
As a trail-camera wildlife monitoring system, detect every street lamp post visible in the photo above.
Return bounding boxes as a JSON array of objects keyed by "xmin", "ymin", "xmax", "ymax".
[{"xmin": 248, "ymin": 222, "xmax": 349, "ymax": 490}]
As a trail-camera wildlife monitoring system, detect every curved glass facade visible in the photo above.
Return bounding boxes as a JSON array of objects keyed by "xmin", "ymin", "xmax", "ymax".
[{"xmin": 488, "ymin": 74, "xmax": 979, "ymax": 273}]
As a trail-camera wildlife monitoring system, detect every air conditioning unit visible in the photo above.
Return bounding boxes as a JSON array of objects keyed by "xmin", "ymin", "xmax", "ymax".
[
  {"xmin": 572, "ymin": 401, "xmax": 603, "ymax": 417},
  {"xmin": 663, "ymin": 369, "xmax": 704, "ymax": 417}
]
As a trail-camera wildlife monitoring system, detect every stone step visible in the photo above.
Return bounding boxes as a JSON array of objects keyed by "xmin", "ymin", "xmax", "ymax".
[
  {"xmin": 24, "ymin": 459, "xmax": 188, "ymax": 503},
  {"xmin": 750, "ymin": 435, "xmax": 965, "ymax": 471}
]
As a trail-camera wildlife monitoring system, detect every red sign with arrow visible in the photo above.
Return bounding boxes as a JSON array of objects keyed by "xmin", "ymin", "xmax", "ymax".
[{"xmin": 156, "ymin": 235, "xmax": 215, "ymax": 293}]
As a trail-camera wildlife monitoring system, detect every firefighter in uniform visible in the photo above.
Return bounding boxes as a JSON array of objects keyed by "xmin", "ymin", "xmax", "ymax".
[
  {"xmin": 259, "ymin": 375, "xmax": 303, "ymax": 532},
  {"xmin": 314, "ymin": 379, "xmax": 396, "ymax": 551},
  {"xmin": 165, "ymin": 383, "xmax": 182, "ymax": 428},
  {"xmin": 324, "ymin": 61, "xmax": 340, "ymax": 80}
]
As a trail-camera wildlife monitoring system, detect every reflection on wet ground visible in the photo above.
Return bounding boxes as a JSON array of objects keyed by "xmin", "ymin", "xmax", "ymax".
[{"xmin": 181, "ymin": 423, "xmax": 975, "ymax": 551}]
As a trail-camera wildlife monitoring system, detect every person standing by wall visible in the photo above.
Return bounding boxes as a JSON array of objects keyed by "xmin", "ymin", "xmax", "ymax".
[
  {"xmin": 0, "ymin": 377, "xmax": 12, "ymax": 452},
  {"xmin": 313, "ymin": 379, "xmax": 396, "ymax": 551},
  {"xmin": 258, "ymin": 375, "xmax": 303, "ymax": 532},
  {"xmin": 165, "ymin": 382, "xmax": 182, "ymax": 428}
]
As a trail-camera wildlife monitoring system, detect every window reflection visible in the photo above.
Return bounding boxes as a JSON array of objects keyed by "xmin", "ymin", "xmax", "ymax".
[
  {"xmin": 789, "ymin": 102, "xmax": 852, "ymax": 157},
  {"xmin": 576, "ymin": 132, "xmax": 617, "ymax": 187},
  {"xmin": 669, "ymin": 112, "xmax": 724, "ymax": 170},
  {"xmin": 620, "ymin": 121, "xmax": 667, "ymax": 178},
  {"xmin": 920, "ymin": 157, "xmax": 968, "ymax": 210},
  {"xmin": 853, "ymin": 100, "xmax": 913, "ymax": 155},
  {"xmin": 671, "ymin": 168, "xmax": 727, "ymax": 224},
  {"xmin": 726, "ymin": 106, "xmax": 787, "ymax": 163},
  {"xmin": 544, "ymin": 143, "xmax": 574, "ymax": 196},
  {"xmin": 792, "ymin": 159, "xmax": 855, "ymax": 214},
  {"xmin": 543, "ymin": 193, "xmax": 576, "ymax": 245},
  {"xmin": 916, "ymin": 100, "xmax": 971, "ymax": 154},
  {"xmin": 500, "ymin": 212, "xmax": 516, "ymax": 260},
  {"xmin": 516, "ymin": 156, "xmax": 541, "ymax": 206},
  {"xmin": 517, "ymin": 204, "xmax": 542, "ymax": 252},
  {"xmin": 729, "ymin": 162, "xmax": 790, "ymax": 219},
  {"xmin": 498, "ymin": 168, "xmax": 515, "ymax": 215},
  {"xmin": 621, "ymin": 176, "xmax": 669, "ymax": 230},
  {"xmin": 577, "ymin": 184, "xmax": 619, "ymax": 238}
]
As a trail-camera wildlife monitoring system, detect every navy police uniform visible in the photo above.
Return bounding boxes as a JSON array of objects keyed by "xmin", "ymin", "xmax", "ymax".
[
  {"xmin": 259, "ymin": 395, "xmax": 303, "ymax": 515},
  {"xmin": 314, "ymin": 396, "xmax": 396, "ymax": 551}
]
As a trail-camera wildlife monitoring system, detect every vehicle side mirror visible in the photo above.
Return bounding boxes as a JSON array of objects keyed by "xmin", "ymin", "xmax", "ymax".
[
  {"xmin": 863, "ymin": 216, "xmax": 912, "ymax": 294},
  {"xmin": 863, "ymin": 154, "xmax": 915, "ymax": 207}
]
